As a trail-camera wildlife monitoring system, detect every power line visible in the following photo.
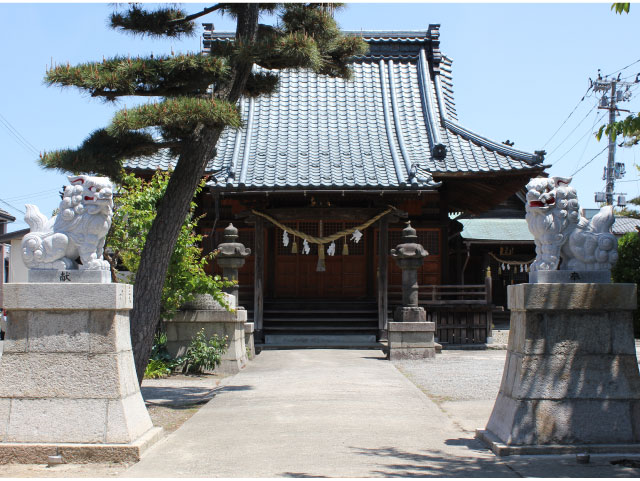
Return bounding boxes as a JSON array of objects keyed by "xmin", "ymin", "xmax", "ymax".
[
  {"xmin": 571, "ymin": 146, "xmax": 608, "ymax": 177},
  {"xmin": 606, "ymin": 57, "xmax": 640, "ymax": 78},
  {"xmin": 542, "ymin": 86, "xmax": 591, "ymax": 148},
  {"xmin": 549, "ymin": 113, "xmax": 605, "ymax": 166},
  {"xmin": 546, "ymin": 105, "xmax": 598, "ymax": 156},
  {"xmin": 0, "ymin": 113, "xmax": 40, "ymax": 157},
  {"xmin": 3, "ymin": 189, "xmax": 60, "ymax": 202},
  {"xmin": 0, "ymin": 198, "xmax": 25, "ymax": 216},
  {"xmin": 574, "ymin": 108, "xmax": 603, "ymax": 173}
]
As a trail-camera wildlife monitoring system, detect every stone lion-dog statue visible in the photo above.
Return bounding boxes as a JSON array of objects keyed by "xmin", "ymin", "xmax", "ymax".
[
  {"xmin": 22, "ymin": 175, "xmax": 113, "ymax": 270},
  {"xmin": 525, "ymin": 176, "xmax": 618, "ymax": 272}
]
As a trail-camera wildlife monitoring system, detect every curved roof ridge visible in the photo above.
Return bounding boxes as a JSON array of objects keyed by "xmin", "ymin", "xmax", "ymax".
[
  {"xmin": 378, "ymin": 59, "xmax": 406, "ymax": 186},
  {"xmin": 444, "ymin": 119, "xmax": 544, "ymax": 165},
  {"xmin": 387, "ymin": 59, "xmax": 415, "ymax": 182},
  {"xmin": 237, "ymin": 97, "xmax": 255, "ymax": 186}
]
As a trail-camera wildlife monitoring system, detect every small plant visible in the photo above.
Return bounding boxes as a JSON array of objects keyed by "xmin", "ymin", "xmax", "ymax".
[
  {"xmin": 143, "ymin": 331, "xmax": 182, "ymax": 379},
  {"xmin": 181, "ymin": 328, "xmax": 228, "ymax": 374},
  {"xmin": 144, "ymin": 359, "xmax": 174, "ymax": 379}
]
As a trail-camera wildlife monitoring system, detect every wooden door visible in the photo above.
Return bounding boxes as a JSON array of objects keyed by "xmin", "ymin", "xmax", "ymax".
[{"xmin": 273, "ymin": 220, "xmax": 368, "ymax": 299}]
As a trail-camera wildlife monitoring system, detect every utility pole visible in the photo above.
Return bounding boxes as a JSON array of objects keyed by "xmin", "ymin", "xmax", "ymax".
[
  {"xmin": 605, "ymin": 81, "xmax": 617, "ymax": 206},
  {"xmin": 592, "ymin": 72, "xmax": 635, "ymax": 206}
]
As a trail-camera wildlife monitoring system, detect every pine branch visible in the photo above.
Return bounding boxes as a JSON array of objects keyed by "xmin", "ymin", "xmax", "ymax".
[
  {"xmin": 110, "ymin": 5, "xmax": 195, "ymax": 38},
  {"xmin": 39, "ymin": 129, "xmax": 179, "ymax": 181},
  {"xmin": 46, "ymin": 54, "xmax": 229, "ymax": 101},
  {"xmin": 167, "ymin": 4, "xmax": 223, "ymax": 26},
  {"xmin": 108, "ymin": 98, "xmax": 241, "ymax": 136},
  {"xmin": 243, "ymin": 71, "xmax": 279, "ymax": 97}
]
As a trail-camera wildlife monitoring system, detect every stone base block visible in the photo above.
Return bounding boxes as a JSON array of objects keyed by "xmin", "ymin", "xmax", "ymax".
[
  {"xmin": 244, "ymin": 322, "xmax": 255, "ymax": 360},
  {"xmin": 476, "ymin": 428, "xmax": 640, "ymax": 456},
  {"xmin": 28, "ymin": 269, "xmax": 111, "ymax": 284},
  {"xmin": 0, "ymin": 283, "xmax": 160, "ymax": 463},
  {"xmin": 166, "ymin": 298, "xmax": 248, "ymax": 374},
  {"xmin": 528, "ymin": 270, "xmax": 611, "ymax": 284},
  {"xmin": 0, "ymin": 426, "xmax": 163, "ymax": 464},
  {"xmin": 388, "ymin": 321, "xmax": 435, "ymax": 360},
  {"xmin": 481, "ymin": 282, "xmax": 640, "ymax": 455}
]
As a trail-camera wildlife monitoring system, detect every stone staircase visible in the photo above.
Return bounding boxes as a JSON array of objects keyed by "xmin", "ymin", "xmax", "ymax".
[{"xmin": 261, "ymin": 299, "xmax": 380, "ymax": 348}]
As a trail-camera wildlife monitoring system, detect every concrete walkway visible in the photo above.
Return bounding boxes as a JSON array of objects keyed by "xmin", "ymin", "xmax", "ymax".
[{"xmin": 125, "ymin": 349, "xmax": 640, "ymax": 478}]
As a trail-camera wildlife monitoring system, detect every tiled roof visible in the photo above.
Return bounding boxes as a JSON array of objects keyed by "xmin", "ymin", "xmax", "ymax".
[
  {"xmin": 125, "ymin": 28, "xmax": 545, "ymax": 191},
  {"xmin": 458, "ymin": 218, "xmax": 534, "ymax": 242},
  {"xmin": 612, "ymin": 217, "xmax": 640, "ymax": 236}
]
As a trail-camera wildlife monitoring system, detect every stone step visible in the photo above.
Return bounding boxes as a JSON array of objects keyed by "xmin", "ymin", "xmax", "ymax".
[
  {"xmin": 263, "ymin": 317, "xmax": 377, "ymax": 323},
  {"xmin": 263, "ymin": 333, "xmax": 378, "ymax": 346},
  {"xmin": 265, "ymin": 326, "xmax": 376, "ymax": 331}
]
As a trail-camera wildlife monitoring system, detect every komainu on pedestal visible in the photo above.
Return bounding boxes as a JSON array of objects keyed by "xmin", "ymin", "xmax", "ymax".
[
  {"xmin": 0, "ymin": 176, "xmax": 161, "ymax": 464},
  {"xmin": 477, "ymin": 175, "xmax": 640, "ymax": 456}
]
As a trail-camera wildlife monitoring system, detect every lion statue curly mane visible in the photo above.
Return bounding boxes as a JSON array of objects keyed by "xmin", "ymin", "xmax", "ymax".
[
  {"xmin": 525, "ymin": 176, "xmax": 618, "ymax": 273},
  {"xmin": 21, "ymin": 175, "xmax": 113, "ymax": 271}
]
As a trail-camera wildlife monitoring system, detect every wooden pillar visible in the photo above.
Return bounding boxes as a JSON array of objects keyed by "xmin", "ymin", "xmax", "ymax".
[
  {"xmin": 377, "ymin": 217, "xmax": 389, "ymax": 340},
  {"xmin": 253, "ymin": 217, "xmax": 264, "ymax": 341}
]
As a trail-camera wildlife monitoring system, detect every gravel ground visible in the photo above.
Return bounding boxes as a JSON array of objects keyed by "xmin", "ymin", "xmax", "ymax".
[{"xmin": 394, "ymin": 350, "xmax": 507, "ymax": 403}]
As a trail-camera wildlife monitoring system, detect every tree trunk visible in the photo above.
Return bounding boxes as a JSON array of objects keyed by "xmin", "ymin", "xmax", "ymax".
[
  {"xmin": 129, "ymin": 3, "xmax": 260, "ymax": 384},
  {"xmin": 130, "ymin": 129, "xmax": 221, "ymax": 384}
]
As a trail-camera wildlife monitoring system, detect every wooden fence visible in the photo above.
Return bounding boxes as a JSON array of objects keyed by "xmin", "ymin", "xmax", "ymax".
[{"xmin": 389, "ymin": 277, "xmax": 494, "ymax": 344}]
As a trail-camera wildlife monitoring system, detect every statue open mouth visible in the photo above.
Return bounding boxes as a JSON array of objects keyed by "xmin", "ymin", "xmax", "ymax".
[{"xmin": 529, "ymin": 197, "xmax": 555, "ymax": 208}]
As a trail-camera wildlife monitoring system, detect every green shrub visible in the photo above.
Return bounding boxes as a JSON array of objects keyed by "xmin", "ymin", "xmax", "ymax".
[
  {"xmin": 612, "ymin": 232, "xmax": 640, "ymax": 337},
  {"xmin": 144, "ymin": 359, "xmax": 175, "ymax": 379},
  {"xmin": 181, "ymin": 329, "xmax": 228, "ymax": 374},
  {"xmin": 143, "ymin": 331, "xmax": 182, "ymax": 379}
]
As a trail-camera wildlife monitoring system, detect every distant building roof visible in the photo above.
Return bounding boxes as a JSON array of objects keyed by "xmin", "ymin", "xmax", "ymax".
[
  {"xmin": 612, "ymin": 217, "xmax": 640, "ymax": 236},
  {"xmin": 125, "ymin": 27, "xmax": 544, "ymax": 202},
  {"xmin": 459, "ymin": 218, "xmax": 534, "ymax": 243},
  {"xmin": 0, "ymin": 209, "xmax": 15, "ymax": 223},
  {"xmin": 0, "ymin": 228, "xmax": 28, "ymax": 245}
]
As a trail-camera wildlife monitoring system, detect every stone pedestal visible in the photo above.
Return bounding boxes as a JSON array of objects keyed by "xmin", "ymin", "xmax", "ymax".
[
  {"xmin": 0, "ymin": 283, "xmax": 161, "ymax": 464},
  {"xmin": 388, "ymin": 318, "xmax": 436, "ymax": 360},
  {"xmin": 165, "ymin": 293, "xmax": 248, "ymax": 375},
  {"xmin": 477, "ymin": 282, "xmax": 640, "ymax": 456},
  {"xmin": 245, "ymin": 322, "xmax": 256, "ymax": 360}
]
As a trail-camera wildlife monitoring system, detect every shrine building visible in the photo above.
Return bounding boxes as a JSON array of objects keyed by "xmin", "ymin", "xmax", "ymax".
[{"xmin": 125, "ymin": 26, "xmax": 546, "ymax": 346}]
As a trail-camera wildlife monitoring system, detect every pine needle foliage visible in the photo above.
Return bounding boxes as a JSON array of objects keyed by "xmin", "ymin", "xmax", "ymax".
[
  {"xmin": 109, "ymin": 97, "xmax": 241, "ymax": 137},
  {"xmin": 110, "ymin": 5, "xmax": 195, "ymax": 38},
  {"xmin": 41, "ymin": 3, "xmax": 367, "ymax": 178},
  {"xmin": 46, "ymin": 54, "xmax": 230, "ymax": 101},
  {"xmin": 39, "ymin": 129, "xmax": 162, "ymax": 182}
]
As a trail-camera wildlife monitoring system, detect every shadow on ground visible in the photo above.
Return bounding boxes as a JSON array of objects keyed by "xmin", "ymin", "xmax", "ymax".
[
  {"xmin": 348, "ymin": 445, "xmax": 508, "ymax": 478},
  {"xmin": 142, "ymin": 384, "xmax": 254, "ymax": 408}
]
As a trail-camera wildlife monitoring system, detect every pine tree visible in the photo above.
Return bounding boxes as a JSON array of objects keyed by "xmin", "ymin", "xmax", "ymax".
[{"xmin": 39, "ymin": 3, "xmax": 367, "ymax": 383}]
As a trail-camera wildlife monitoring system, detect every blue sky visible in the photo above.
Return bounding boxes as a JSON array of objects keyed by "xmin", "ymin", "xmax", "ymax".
[{"xmin": 1, "ymin": 3, "xmax": 639, "ymax": 231}]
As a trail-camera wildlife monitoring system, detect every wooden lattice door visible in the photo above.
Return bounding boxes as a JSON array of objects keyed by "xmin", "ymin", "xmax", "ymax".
[{"xmin": 273, "ymin": 220, "xmax": 368, "ymax": 299}]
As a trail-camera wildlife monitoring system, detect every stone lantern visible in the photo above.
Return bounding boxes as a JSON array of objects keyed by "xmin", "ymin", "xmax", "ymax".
[
  {"xmin": 387, "ymin": 221, "xmax": 435, "ymax": 359},
  {"xmin": 216, "ymin": 223, "xmax": 251, "ymax": 306},
  {"xmin": 390, "ymin": 221, "xmax": 428, "ymax": 315}
]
